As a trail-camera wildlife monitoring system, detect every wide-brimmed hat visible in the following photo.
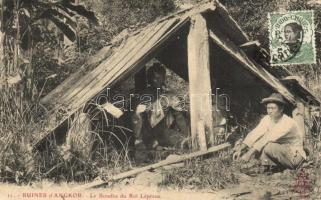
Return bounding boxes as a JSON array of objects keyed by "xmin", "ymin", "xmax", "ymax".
[{"xmin": 261, "ymin": 93, "xmax": 286, "ymax": 105}]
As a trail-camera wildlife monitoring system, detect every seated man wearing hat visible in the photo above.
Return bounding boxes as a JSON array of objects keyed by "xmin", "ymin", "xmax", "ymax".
[{"xmin": 233, "ymin": 93, "xmax": 306, "ymax": 172}]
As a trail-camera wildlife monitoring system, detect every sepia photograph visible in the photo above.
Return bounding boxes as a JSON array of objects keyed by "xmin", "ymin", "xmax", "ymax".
[{"xmin": 0, "ymin": 0, "xmax": 321, "ymax": 199}]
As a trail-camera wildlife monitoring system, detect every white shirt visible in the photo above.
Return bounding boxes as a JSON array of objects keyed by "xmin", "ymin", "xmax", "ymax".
[{"xmin": 243, "ymin": 114, "xmax": 306, "ymax": 159}]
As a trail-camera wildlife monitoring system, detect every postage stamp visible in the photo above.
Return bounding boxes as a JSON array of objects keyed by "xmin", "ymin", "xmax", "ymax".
[{"xmin": 268, "ymin": 10, "xmax": 316, "ymax": 66}]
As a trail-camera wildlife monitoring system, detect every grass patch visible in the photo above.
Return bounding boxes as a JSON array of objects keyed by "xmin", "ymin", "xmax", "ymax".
[{"xmin": 161, "ymin": 156, "xmax": 239, "ymax": 190}]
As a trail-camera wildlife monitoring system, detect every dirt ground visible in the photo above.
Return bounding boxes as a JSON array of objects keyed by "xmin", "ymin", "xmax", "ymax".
[{"xmin": 1, "ymin": 165, "xmax": 320, "ymax": 200}]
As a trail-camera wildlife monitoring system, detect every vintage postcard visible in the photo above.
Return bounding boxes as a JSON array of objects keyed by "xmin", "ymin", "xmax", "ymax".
[{"xmin": 0, "ymin": 0, "xmax": 321, "ymax": 200}]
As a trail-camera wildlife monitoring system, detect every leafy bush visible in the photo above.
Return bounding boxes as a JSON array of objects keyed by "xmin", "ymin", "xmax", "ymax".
[{"xmin": 0, "ymin": 91, "xmax": 43, "ymax": 184}]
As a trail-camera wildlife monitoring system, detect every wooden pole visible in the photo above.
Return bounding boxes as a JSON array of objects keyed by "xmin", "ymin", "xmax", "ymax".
[
  {"xmin": 197, "ymin": 120, "xmax": 207, "ymax": 150},
  {"xmin": 187, "ymin": 15, "xmax": 214, "ymax": 149},
  {"xmin": 77, "ymin": 143, "xmax": 231, "ymax": 190},
  {"xmin": 292, "ymin": 100, "xmax": 306, "ymax": 137}
]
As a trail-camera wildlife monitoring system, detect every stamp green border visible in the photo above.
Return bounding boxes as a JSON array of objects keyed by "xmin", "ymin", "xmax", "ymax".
[{"xmin": 268, "ymin": 10, "xmax": 316, "ymax": 66}]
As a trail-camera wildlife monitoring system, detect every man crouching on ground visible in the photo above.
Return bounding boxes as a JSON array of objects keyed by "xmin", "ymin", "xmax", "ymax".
[{"xmin": 233, "ymin": 93, "xmax": 306, "ymax": 172}]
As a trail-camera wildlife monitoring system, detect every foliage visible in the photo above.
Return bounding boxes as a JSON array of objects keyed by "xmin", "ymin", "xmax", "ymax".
[
  {"xmin": 0, "ymin": 98, "xmax": 133, "ymax": 183},
  {"xmin": 286, "ymin": 0, "xmax": 321, "ymax": 96},
  {"xmin": 162, "ymin": 156, "xmax": 239, "ymax": 190},
  {"xmin": 0, "ymin": 0, "xmax": 99, "ymax": 183},
  {"xmin": 221, "ymin": 0, "xmax": 278, "ymax": 49},
  {"xmin": 221, "ymin": 0, "xmax": 321, "ymax": 97},
  {"xmin": 0, "ymin": 0, "xmax": 99, "ymax": 103},
  {"xmin": 0, "ymin": 91, "xmax": 44, "ymax": 183},
  {"xmin": 2, "ymin": 0, "xmax": 98, "ymax": 48},
  {"xmin": 77, "ymin": 0, "xmax": 176, "ymax": 52},
  {"xmin": 0, "ymin": 0, "xmax": 177, "ymax": 184},
  {"xmin": 32, "ymin": 0, "xmax": 177, "ymax": 98},
  {"xmin": 34, "ymin": 142, "xmax": 98, "ymax": 182}
]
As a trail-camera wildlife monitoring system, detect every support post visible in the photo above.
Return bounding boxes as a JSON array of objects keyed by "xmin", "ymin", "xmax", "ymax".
[
  {"xmin": 292, "ymin": 100, "xmax": 306, "ymax": 138},
  {"xmin": 187, "ymin": 15, "xmax": 214, "ymax": 150}
]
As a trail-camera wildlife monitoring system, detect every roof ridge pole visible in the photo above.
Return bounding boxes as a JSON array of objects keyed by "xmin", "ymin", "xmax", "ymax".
[{"xmin": 187, "ymin": 14, "xmax": 214, "ymax": 150}]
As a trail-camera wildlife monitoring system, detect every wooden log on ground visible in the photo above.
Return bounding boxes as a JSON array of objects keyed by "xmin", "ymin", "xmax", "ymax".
[
  {"xmin": 77, "ymin": 142, "xmax": 231, "ymax": 190},
  {"xmin": 187, "ymin": 14, "xmax": 214, "ymax": 149}
]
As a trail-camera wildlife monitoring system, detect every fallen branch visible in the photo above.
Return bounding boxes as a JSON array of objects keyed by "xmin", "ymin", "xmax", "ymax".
[
  {"xmin": 232, "ymin": 191, "xmax": 252, "ymax": 197},
  {"xmin": 77, "ymin": 142, "xmax": 231, "ymax": 190}
]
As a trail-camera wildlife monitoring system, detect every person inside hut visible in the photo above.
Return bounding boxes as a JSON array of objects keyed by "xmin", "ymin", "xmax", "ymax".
[
  {"xmin": 131, "ymin": 63, "xmax": 190, "ymax": 150},
  {"xmin": 233, "ymin": 93, "xmax": 306, "ymax": 172}
]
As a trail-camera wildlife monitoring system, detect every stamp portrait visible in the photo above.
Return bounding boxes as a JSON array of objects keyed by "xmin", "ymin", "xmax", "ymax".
[{"xmin": 268, "ymin": 10, "xmax": 316, "ymax": 66}]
